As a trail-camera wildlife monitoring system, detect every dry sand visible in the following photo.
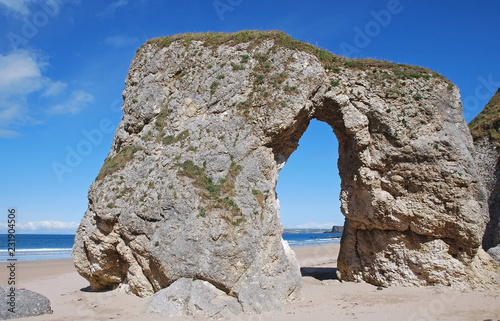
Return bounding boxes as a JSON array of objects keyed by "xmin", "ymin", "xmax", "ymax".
[{"xmin": 1, "ymin": 244, "xmax": 499, "ymax": 321}]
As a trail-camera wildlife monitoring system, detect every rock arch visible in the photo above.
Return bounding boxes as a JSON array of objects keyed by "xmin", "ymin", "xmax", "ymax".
[{"xmin": 73, "ymin": 31, "xmax": 498, "ymax": 314}]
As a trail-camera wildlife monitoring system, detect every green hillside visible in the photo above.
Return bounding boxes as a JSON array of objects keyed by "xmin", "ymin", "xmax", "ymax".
[{"xmin": 469, "ymin": 88, "xmax": 500, "ymax": 145}]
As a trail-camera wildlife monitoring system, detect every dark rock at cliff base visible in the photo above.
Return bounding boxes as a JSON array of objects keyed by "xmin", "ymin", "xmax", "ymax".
[
  {"xmin": 487, "ymin": 246, "xmax": 500, "ymax": 264},
  {"xmin": 0, "ymin": 285, "xmax": 52, "ymax": 320}
]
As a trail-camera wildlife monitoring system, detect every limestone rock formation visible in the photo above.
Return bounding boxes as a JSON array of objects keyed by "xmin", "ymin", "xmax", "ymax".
[
  {"xmin": 469, "ymin": 88, "xmax": 500, "ymax": 249},
  {"xmin": 0, "ymin": 285, "xmax": 52, "ymax": 319},
  {"xmin": 142, "ymin": 278, "xmax": 242, "ymax": 318},
  {"xmin": 73, "ymin": 31, "xmax": 499, "ymax": 313}
]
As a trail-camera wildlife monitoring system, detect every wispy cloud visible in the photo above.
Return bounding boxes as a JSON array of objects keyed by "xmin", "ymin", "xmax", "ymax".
[
  {"xmin": 0, "ymin": 0, "xmax": 67, "ymax": 17},
  {"xmin": 96, "ymin": 0, "xmax": 128, "ymax": 17},
  {"xmin": 0, "ymin": 50, "xmax": 45, "ymax": 95},
  {"xmin": 0, "ymin": 0, "xmax": 37, "ymax": 15},
  {"xmin": 0, "ymin": 50, "xmax": 45, "ymax": 136},
  {"xmin": 0, "ymin": 49, "xmax": 93, "ymax": 137},
  {"xmin": 0, "ymin": 128, "xmax": 21, "ymax": 138},
  {"xmin": 0, "ymin": 220, "xmax": 79, "ymax": 231},
  {"xmin": 0, "ymin": 99, "xmax": 30, "ymax": 137},
  {"xmin": 43, "ymin": 80, "xmax": 67, "ymax": 97},
  {"xmin": 105, "ymin": 35, "xmax": 138, "ymax": 48},
  {"xmin": 47, "ymin": 90, "xmax": 94, "ymax": 114}
]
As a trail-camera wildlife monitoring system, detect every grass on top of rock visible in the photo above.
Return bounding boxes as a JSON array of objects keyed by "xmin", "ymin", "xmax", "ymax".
[
  {"xmin": 469, "ymin": 88, "xmax": 500, "ymax": 145},
  {"xmin": 143, "ymin": 30, "xmax": 446, "ymax": 79},
  {"xmin": 97, "ymin": 145, "xmax": 142, "ymax": 181},
  {"xmin": 269, "ymin": 72, "xmax": 288, "ymax": 88}
]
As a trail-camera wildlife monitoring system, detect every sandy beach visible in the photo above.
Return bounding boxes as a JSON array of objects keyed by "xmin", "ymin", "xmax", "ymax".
[{"xmin": 1, "ymin": 244, "xmax": 499, "ymax": 321}]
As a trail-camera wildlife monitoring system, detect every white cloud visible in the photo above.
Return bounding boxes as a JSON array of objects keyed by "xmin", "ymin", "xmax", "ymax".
[
  {"xmin": 0, "ymin": 0, "xmax": 66, "ymax": 17},
  {"xmin": 0, "ymin": 128, "xmax": 22, "ymax": 138},
  {"xmin": 43, "ymin": 80, "xmax": 67, "ymax": 96},
  {"xmin": 47, "ymin": 89, "xmax": 94, "ymax": 114},
  {"xmin": 0, "ymin": 50, "xmax": 93, "ymax": 136},
  {"xmin": 0, "ymin": 220, "xmax": 79, "ymax": 231},
  {"xmin": 0, "ymin": 0, "xmax": 36, "ymax": 15},
  {"xmin": 0, "ymin": 100, "xmax": 28, "ymax": 136},
  {"xmin": 0, "ymin": 50, "xmax": 45, "ymax": 95},
  {"xmin": 0, "ymin": 50, "xmax": 45, "ymax": 135},
  {"xmin": 96, "ymin": 0, "xmax": 127, "ymax": 17},
  {"xmin": 105, "ymin": 35, "xmax": 138, "ymax": 48}
]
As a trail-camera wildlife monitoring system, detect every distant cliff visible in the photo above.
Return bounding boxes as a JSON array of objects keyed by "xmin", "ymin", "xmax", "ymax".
[
  {"xmin": 324, "ymin": 225, "xmax": 343, "ymax": 233},
  {"xmin": 469, "ymin": 88, "xmax": 500, "ymax": 146}
]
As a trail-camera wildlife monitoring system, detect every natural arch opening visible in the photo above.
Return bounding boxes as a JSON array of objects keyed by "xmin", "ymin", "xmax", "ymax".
[
  {"xmin": 276, "ymin": 119, "xmax": 343, "ymax": 280},
  {"xmin": 276, "ymin": 119, "xmax": 343, "ymax": 231},
  {"xmin": 261, "ymin": 93, "xmax": 362, "ymax": 283}
]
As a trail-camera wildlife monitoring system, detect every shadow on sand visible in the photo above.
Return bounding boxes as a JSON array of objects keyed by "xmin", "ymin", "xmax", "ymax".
[{"xmin": 300, "ymin": 267, "xmax": 338, "ymax": 281}]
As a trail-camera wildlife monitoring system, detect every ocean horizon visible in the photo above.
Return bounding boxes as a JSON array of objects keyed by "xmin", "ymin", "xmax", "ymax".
[
  {"xmin": 0, "ymin": 234, "xmax": 75, "ymax": 262},
  {"xmin": 0, "ymin": 231, "xmax": 341, "ymax": 262}
]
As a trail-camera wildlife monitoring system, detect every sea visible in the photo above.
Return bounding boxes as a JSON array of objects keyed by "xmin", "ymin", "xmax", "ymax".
[
  {"xmin": 283, "ymin": 231, "xmax": 341, "ymax": 248},
  {"xmin": 0, "ymin": 231, "xmax": 342, "ymax": 262},
  {"xmin": 0, "ymin": 234, "xmax": 75, "ymax": 262}
]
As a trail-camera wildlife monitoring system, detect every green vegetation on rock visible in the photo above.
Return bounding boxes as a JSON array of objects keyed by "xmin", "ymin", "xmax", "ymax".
[
  {"xmin": 469, "ymin": 88, "xmax": 500, "ymax": 145},
  {"xmin": 155, "ymin": 109, "xmax": 170, "ymax": 130},
  {"xmin": 252, "ymin": 189, "xmax": 265, "ymax": 208},
  {"xmin": 177, "ymin": 160, "xmax": 243, "ymax": 216},
  {"xmin": 143, "ymin": 30, "xmax": 443, "ymax": 79},
  {"xmin": 210, "ymin": 81, "xmax": 219, "ymax": 95},
  {"xmin": 97, "ymin": 145, "xmax": 143, "ymax": 180},
  {"xmin": 163, "ymin": 130, "xmax": 189, "ymax": 145}
]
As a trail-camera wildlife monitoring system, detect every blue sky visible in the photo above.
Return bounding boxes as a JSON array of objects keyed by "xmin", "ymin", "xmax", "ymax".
[{"xmin": 0, "ymin": 0, "xmax": 499, "ymax": 233}]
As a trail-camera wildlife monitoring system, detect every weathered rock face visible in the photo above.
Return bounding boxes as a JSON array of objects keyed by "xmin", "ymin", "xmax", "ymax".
[
  {"xmin": 475, "ymin": 138, "xmax": 499, "ymax": 249},
  {"xmin": 469, "ymin": 88, "xmax": 500, "ymax": 250},
  {"xmin": 142, "ymin": 278, "xmax": 242, "ymax": 318},
  {"xmin": 73, "ymin": 31, "xmax": 498, "ymax": 313}
]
